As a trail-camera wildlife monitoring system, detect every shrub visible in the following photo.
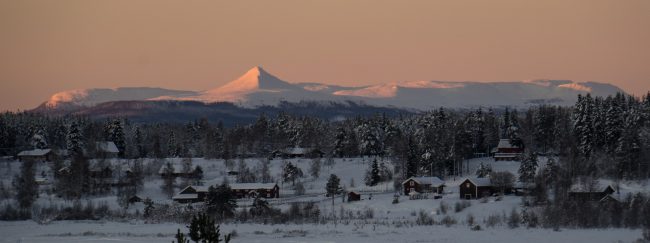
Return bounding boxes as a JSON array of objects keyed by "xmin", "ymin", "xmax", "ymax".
[
  {"xmin": 440, "ymin": 215, "xmax": 457, "ymax": 227},
  {"xmin": 485, "ymin": 214, "xmax": 502, "ymax": 228},
  {"xmin": 455, "ymin": 201, "xmax": 471, "ymax": 213},
  {"xmin": 416, "ymin": 210, "xmax": 435, "ymax": 225}
]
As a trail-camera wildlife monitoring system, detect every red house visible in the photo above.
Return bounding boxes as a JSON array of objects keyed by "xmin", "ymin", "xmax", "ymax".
[
  {"xmin": 230, "ymin": 183, "xmax": 280, "ymax": 199},
  {"xmin": 493, "ymin": 139, "xmax": 523, "ymax": 161},
  {"xmin": 402, "ymin": 176, "xmax": 445, "ymax": 195}
]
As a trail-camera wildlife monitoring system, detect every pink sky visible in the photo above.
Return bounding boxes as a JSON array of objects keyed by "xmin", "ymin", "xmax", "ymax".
[{"xmin": 1, "ymin": 0, "xmax": 649, "ymax": 111}]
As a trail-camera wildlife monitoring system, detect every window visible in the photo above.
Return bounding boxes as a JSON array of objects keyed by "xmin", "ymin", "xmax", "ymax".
[
  {"xmin": 410, "ymin": 181, "xmax": 415, "ymax": 186},
  {"xmin": 466, "ymin": 183, "xmax": 470, "ymax": 188}
]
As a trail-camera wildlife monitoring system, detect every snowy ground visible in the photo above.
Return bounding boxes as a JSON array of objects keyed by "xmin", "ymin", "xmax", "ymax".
[
  {"xmin": 1, "ymin": 156, "xmax": 648, "ymax": 242},
  {"xmin": 0, "ymin": 220, "xmax": 642, "ymax": 243}
]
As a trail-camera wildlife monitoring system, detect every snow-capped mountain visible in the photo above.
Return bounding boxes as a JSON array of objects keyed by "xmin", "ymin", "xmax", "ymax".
[
  {"xmin": 181, "ymin": 66, "xmax": 349, "ymax": 106},
  {"xmin": 40, "ymin": 87, "xmax": 198, "ymax": 110},
  {"xmin": 37, "ymin": 66, "xmax": 625, "ymax": 111}
]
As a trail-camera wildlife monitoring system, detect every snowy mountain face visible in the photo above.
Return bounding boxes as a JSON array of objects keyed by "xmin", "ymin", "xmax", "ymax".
[
  {"xmin": 38, "ymin": 66, "xmax": 625, "ymax": 111},
  {"xmin": 42, "ymin": 87, "xmax": 198, "ymax": 110}
]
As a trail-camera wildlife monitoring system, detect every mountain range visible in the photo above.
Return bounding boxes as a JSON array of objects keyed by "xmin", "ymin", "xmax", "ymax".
[{"xmin": 32, "ymin": 66, "xmax": 625, "ymax": 122}]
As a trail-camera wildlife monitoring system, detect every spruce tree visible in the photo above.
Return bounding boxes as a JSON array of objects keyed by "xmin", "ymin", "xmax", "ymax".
[
  {"xmin": 66, "ymin": 121, "xmax": 84, "ymax": 156},
  {"xmin": 518, "ymin": 152, "xmax": 538, "ymax": 184},
  {"xmin": 206, "ymin": 183, "xmax": 237, "ymax": 219}
]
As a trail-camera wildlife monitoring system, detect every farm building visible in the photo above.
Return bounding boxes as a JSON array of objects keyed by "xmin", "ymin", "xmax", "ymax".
[
  {"xmin": 95, "ymin": 141, "xmax": 120, "ymax": 158},
  {"xmin": 17, "ymin": 149, "xmax": 54, "ymax": 163},
  {"xmin": 402, "ymin": 176, "xmax": 445, "ymax": 195},
  {"xmin": 347, "ymin": 191, "xmax": 361, "ymax": 202},
  {"xmin": 231, "ymin": 183, "xmax": 280, "ymax": 198},
  {"xmin": 173, "ymin": 185, "xmax": 209, "ymax": 203},
  {"xmin": 459, "ymin": 178, "xmax": 493, "ymax": 199},
  {"xmin": 493, "ymin": 139, "xmax": 523, "ymax": 161},
  {"xmin": 568, "ymin": 182, "xmax": 616, "ymax": 201}
]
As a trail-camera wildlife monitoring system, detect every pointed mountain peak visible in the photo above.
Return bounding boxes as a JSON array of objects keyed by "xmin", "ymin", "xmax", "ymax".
[{"xmin": 206, "ymin": 66, "xmax": 295, "ymax": 94}]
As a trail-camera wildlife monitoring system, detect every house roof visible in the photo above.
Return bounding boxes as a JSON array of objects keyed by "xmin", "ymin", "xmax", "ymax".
[
  {"xmin": 96, "ymin": 141, "xmax": 119, "ymax": 153},
  {"xmin": 18, "ymin": 149, "xmax": 52, "ymax": 157},
  {"xmin": 172, "ymin": 194, "xmax": 198, "ymax": 200},
  {"xmin": 569, "ymin": 181, "xmax": 615, "ymax": 193},
  {"xmin": 497, "ymin": 139, "xmax": 519, "ymax": 149},
  {"xmin": 230, "ymin": 183, "xmax": 278, "ymax": 190},
  {"xmin": 464, "ymin": 178, "xmax": 492, "ymax": 187},
  {"xmin": 402, "ymin": 176, "xmax": 445, "ymax": 187}
]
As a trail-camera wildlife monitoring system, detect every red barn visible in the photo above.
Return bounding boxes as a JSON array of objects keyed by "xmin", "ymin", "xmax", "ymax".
[
  {"xmin": 493, "ymin": 139, "xmax": 523, "ymax": 161},
  {"xmin": 459, "ymin": 178, "xmax": 493, "ymax": 200}
]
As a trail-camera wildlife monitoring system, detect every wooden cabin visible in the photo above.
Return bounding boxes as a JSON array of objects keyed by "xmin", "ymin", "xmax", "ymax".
[
  {"xmin": 459, "ymin": 178, "xmax": 493, "ymax": 200},
  {"xmin": 568, "ymin": 182, "xmax": 615, "ymax": 201},
  {"xmin": 230, "ymin": 183, "xmax": 279, "ymax": 198},
  {"xmin": 347, "ymin": 191, "xmax": 361, "ymax": 202},
  {"xmin": 172, "ymin": 185, "xmax": 209, "ymax": 203},
  {"xmin": 402, "ymin": 176, "xmax": 446, "ymax": 195},
  {"xmin": 493, "ymin": 139, "xmax": 523, "ymax": 161},
  {"xmin": 17, "ymin": 149, "xmax": 53, "ymax": 163},
  {"xmin": 95, "ymin": 141, "xmax": 120, "ymax": 158}
]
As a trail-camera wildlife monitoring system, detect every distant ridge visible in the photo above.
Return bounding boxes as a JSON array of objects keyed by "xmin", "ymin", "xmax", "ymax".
[{"xmin": 36, "ymin": 66, "xmax": 625, "ymax": 111}]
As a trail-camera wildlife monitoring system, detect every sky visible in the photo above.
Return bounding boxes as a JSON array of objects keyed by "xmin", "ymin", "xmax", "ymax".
[{"xmin": 1, "ymin": 0, "xmax": 649, "ymax": 111}]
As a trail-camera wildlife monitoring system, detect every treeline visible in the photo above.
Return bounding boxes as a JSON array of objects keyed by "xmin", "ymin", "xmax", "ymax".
[{"xmin": 1, "ymin": 92, "xmax": 650, "ymax": 180}]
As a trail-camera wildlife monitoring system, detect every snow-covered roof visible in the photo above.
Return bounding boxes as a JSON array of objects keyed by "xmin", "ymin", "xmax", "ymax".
[
  {"xmin": 180, "ymin": 185, "xmax": 209, "ymax": 193},
  {"xmin": 18, "ymin": 149, "xmax": 52, "ymax": 157},
  {"xmin": 465, "ymin": 178, "xmax": 492, "ymax": 187},
  {"xmin": 96, "ymin": 141, "xmax": 119, "ymax": 153},
  {"xmin": 402, "ymin": 176, "xmax": 445, "ymax": 187},
  {"xmin": 230, "ymin": 183, "xmax": 278, "ymax": 190},
  {"xmin": 172, "ymin": 194, "xmax": 198, "ymax": 200},
  {"xmin": 569, "ymin": 181, "xmax": 615, "ymax": 193},
  {"xmin": 497, "ymin": 139, "xmax": 518, "ymax": 149}
]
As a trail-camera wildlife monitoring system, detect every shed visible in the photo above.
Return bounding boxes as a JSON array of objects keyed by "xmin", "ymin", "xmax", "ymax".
[
  {"xmin": 568, "ymin": 182, "xmax": 616, "ymax": 201},
  {"xmin": 402, "ymin": 176, "xmax": 445, "ymax": 195},
  {"xmin": 459, "ymin": 178, "xmax": 493, "ymax": 200},
  {"xmin": 347, "ymin": 191, "xmax": 361, "ymax": 202},
  {"xmin": 17, "ymin": 149, "xmax": 53, "ymax": 163}
]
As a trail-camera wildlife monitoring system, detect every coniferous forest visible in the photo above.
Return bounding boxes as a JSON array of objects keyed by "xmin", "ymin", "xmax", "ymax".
[{"xmin": 1, "ymin": 92, "xmax": 650, "ymax": 231}]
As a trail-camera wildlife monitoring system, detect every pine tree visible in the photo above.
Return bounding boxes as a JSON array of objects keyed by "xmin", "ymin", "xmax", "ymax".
[
  {"xmin": 326, "ymin": 174, "xmax": 342, "ymax": 197},
  {"xmin": 332, "ymin": 126, "xmax": 347, "ymax": 157},
  {"xmin": 106, "ymin": 119, "xmax": 126, "ymax": 157},
  {"xmin": 206, "ymin": 183, "xmax": 237, "ymax": 219},
  {"xmin": 30, "ymin": 128, "xmax": 48, "ymax": 149},
  {"xmin": 364, "ymin": 158, "xmax": 381, "ymax": 186},
  {"xmin": 134, "ymin": 126, "xmax": 146, "ymax": 158},
  {"xmin": 405, "ymin": 137, "xmax": 419, "ymax": 178},
  {"xmin": 282, "ymin": 162, "xmax": 303, "ymax": 185},
  {"xmin": 66, "ymin": 121, "xmax": 84, "ymax": 156},
  {"xmin": 476, "ymin": 162, "xmax": 492, "ymax": 178},
  {"xmin": 168, "ymin": 131, "xmax": 178, "ymax": 157},
  {"xmin": 518, "ymin": 152, "xmax": 538, "ymax": 184},
  {"xmin": 309, "ymin": 158, "xmax": 321, "ymax": 179}
]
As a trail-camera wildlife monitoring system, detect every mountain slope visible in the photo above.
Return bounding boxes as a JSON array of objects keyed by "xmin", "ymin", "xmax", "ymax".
[
  {"xmin": 38, "ymin": 87, "xmax": 198, "ymax": 111},
  {"xmin": 35, "ymin": 67, "xmax": 626, "ymax": 112}
]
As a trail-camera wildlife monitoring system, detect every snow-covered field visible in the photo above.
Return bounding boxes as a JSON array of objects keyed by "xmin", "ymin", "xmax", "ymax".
[
  {"xmin": 0, "ymin": 220, "xmax": 642, "ymax": 243},
  {"xmin": 1, "ymin": 156, "xmax": 648, "ymax": 242}
]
